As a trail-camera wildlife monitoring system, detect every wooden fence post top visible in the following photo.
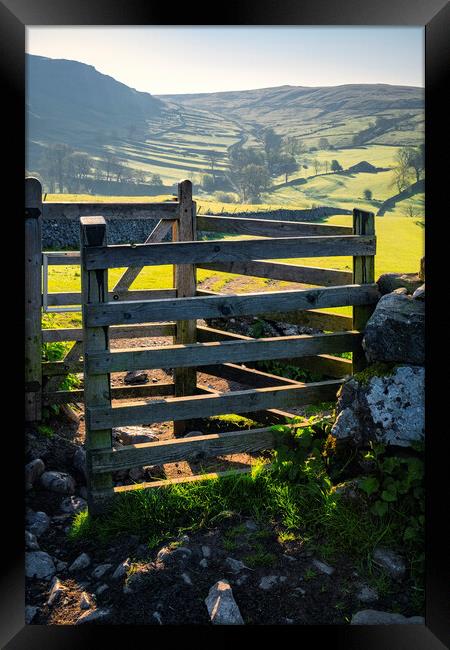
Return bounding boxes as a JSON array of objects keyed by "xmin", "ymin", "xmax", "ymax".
[{"xmin": 80, "ymin": 216, "xmax": 107, "ymax": 247}]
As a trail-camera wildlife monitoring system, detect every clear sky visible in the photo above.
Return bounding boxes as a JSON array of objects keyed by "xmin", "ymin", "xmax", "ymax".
[{"xmin": 26, "ymin": 26, "xmax": 424, "ymax": 95}]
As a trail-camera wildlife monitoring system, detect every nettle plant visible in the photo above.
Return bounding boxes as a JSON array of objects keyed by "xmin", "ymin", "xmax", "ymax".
[
  {"xmin": 270, "ymin": 415, "xmax": 334, "ymax": 484},
  {"xmin": 358, "ymin": 441, "xmax": 425, "ymax": 542}
]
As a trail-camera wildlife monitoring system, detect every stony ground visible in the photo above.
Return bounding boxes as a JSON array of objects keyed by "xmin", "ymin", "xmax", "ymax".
[{"xmin": 25, "ymin": 319, "xmax": 424, "ymax": 625}]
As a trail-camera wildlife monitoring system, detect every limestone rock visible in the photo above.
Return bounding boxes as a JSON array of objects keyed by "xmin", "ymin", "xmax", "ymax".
[
  {"xmin": 124, "ymin": 370, "xmax": 148, "ymax": 384},
  {"xmin": 312, "ymin": 559, "xmax": 334, "ymax": 575},
  {"xmin": 205, "ymin": 580, "xmax": 244, "ymax": 625},
  {"xmin": 47, "ymin": 577, "xmax": 66, "ymax": 606},
  {"xmin": 25, "ymin": 530, "xmax": 40, "ymax": 551},
  {"xmin": 225, "ymin": 557, "xmax": 249, "ymax": 573},
  {"xmin": 92, "ymin": 564, "xmax": 113, "ymax": 580},
  {"xmin": 25, "ymin": 458, "xmax": 45, "ymax": 491},
  {"xmin": 40, "ymin": 471, "xmax": 76, "ymax": 495},
  {"xmin": 156, "ymin": 546, "xmax": 192, "ymax": 565},
  {"xmin": 114, "ymin": 426, "xmax": 159, "ymax": 445},
  {"xmin": 76, "ymin": 608, "xmax": 111, "ymax": 624},
  {"xmin": 112, "ymin": 558, "xmax": 130, "ymax": 580},
  {"xmin": 413, "ymin": 284, "xmax": 425, "ymax": 301},
  {"xmin": 356, "ymin": 585, "xmax": 379, "ymax": 603},
  {"xmin": 377, "ymin": 272, "xmax": 422, "ymax": 296},
  {"xmin": 351, "ymin": 610, "xmax": 424, "ymax": 625},
  {"xmin": 80, "ymin": 592, "xmax": 93, "ymax": 610},
  {"xmin": 60, "ymin": 495, "xmax": 87, "ymax": 514},
  {"xmin": 96, "ymin": 584, "xmax": 109, "ymax": 596},
  {"xmin": 69, "ymin": 553, "xmax": 91, "ymax": 572},
  {"xmin": 331, "ymin": 366, "xmax": 424, "ymax": 448},
  {"xmin": 25, "ymin": 605, "xmax": 38, "ymax": 624},
  {"xmin": 373, "ymin": 548, "xmax": 406, "ymax": 579},
  {"xmin": 362, "ymin": 293, "xmax": 424, "ymax": 365},
  {"xmin": 26, "ymin": 510, "xmax": 50, "ymax": 538},
  {"xmin": 259, "ymin": 575, "xmax": 287, "ymax": 590},
  {"xmin": 26, "ymin": 552, "xmax": 56, "ymax": 581}
]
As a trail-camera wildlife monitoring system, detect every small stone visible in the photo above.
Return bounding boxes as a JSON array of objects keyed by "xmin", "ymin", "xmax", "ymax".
[
  {"xmin": 199, "ymin": 559, "xmax": 208, "ymax": 568},
  {"xmin": 69, "ymin": 553, "xmax": 91, "ymax": 572},
  {"xmin": 124, "ymin": 370, "xmax": 149, "ymax": 384},
  {"xmin": 96, "ymin": 584, "xmax": 109, "ymax": 596},
  {"xmin": 259, "ymin": 575, "xmax": 287, "ymax": 590},
  {"xmin": 236, "ymin": 574, "xmax": 248, "ymax": 586},
  {"xmin": 26, "ymin": 510, "xmax": 50, "ymax": 538},
  {"xmin": 283, "ymin": 555, "xmax": 296, "ymax": 562},
  {"xmin": 205, "ymin": 580, "xmax": 244, "ymax": 625},
  {"xmin": 156, "ymin": 546, "xmax": 192, "ymax": 564},
  {"xmin": 25, "ymin": 605, "xmax": 38, "ymax": 624},
  {"xmin": 152, "ymin": 611, "xmax": 163, "ymax": 624},
  {"xmin": 312, "ymin": 559, "xmax": 335, "ymax": 575},
  {"xmin": 244, "ymin": 520, "xmax": 258, "ymax": 532},
  {"xmin": 129, "ymin": 467, "xmax": 144, "ymax": 482},
  {"xmin": 55, "ymin": 561, "xmax": 68, "ymax": 572},
  {"xmin": 40, "ymin": 471, "xmax": 76, "ymax": 495},
  {"xmin": 26, "ymin": 552, "xmax": 56, "ymax": 581},
  {"xmin": 412, "ymin": 284, "xmax": 425, "ymax": 301},
  {"xmin": 181, "ymin": 572, "xmax": 192, "ymax": 585},
  {"xmin": 114, "ymin": 426, "xmax": 159, "ymax": 445},
  {"xmin": 25, "ymin": 458, "xmax": 45, "ymax": 491},
  {"xmin": 112, "ymin": 559, "xmax": 130, "ymax": 580},
  {"xmin": 80, "ymin": 592, "xmax": 92, "ymax": 610},
  {"xmin": 225, "ymin": 557, "xmax": 249, "ymax": 573},
  {"xmin": 25, "ymin": 530, "xmax": 39, "ymax": 551},
  {"xmin": 76, "ymin": 608, "xmax": 111, "ymax": 624},
  {"xmin": 182, "ymin": 430, "xmax": 203, "ymax": 438},
  {"xmin": 92, "ymin": 564, "xmax": 113, "ymax": 580},
  {"xmin": 202, "ymin": 545, "xmax": 211, "ymax": 558},
  {"xmin": 294, "ymin": 587, "xmax": 306, "ymax": 596},
  {"xmin": 285, "ymin": 618, "xmax": 295, "ymax": 624},
  {"xmin": 60, "ymin": 495, "xmax": 87, "ymax": 514},
  {"xmin": 47, "ymin": 577, "xmax": 66, "ymax": 606},
  {"xmin": 179, "ymin": 534, "xmax": 190, "ymax": 543},
  {"xmin": 392, "ymin": 287, "xmax": 408, "ymax": 295},
  {"xmin": 73, "ymin": 447, "xmax": 87, "ymax": 481},
  {"xmin": 373, "ymin": 548, "xmax": 406, "ymax": 579},
  {"xmin": 351, "ymin": 610, "xmax": 425, "ymax": 625},
  {"xmin": 356, "ymin": 585, "xmax": 379, "ymax": 603}
]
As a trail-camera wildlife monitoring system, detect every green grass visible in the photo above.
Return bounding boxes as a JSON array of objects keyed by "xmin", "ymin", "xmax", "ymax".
[{"xmin": 69, "ymin": 461, "xmax": 419, "ymax": 579}]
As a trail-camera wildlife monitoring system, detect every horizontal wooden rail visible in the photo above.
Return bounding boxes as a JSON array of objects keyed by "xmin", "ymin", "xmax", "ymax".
[
  {"xmin": 42, "ymin": 323, "xmax": 176, "ymax": 343},
  {"xmin": 45, "ymin": 288, "xmax": 177, "ymax": 307},
  {"xmin": 42, "ymin": 202, "xmax": 179, "ymax": 220},
  {"xmin": 91, "ymin": 427, "xmax": 280, "ymax": 473},
  {"xmin": 86, "ymin": 331, "xmax": 362, "ymax": 375},
  {"xmin": 42, "ymin": 383, "xmax": 175, "ymax": 405},
  {"xmin": 196, "ymin": 325, "xmax": 352, "ymax": 378},
  {"xmin": 42, "ymin": 360, "xmax": 84, "ymax": 376},
  {"xmin": 85, "ymin": 380, "xmax": 343, "ymax": 429},
  {"xmin": 44, "ymin": 251, "xmax": 80, "ymax": 265},
  {"xmin": 94, "ymin": 467, "xmax": 255, "ymax": 497},
  {"xmin": 196, "ymin": 215, "xmax": 352, "ymax": 237},
  {"xmin": 85, "ymin": 284, "xmax": 379, "ymax": 327},
  {"xmin": 83, "ymin": 235, "xmax": 376, "ymax": 270},
  {"xmin": 197, "ymin": 260, "xmax": 353, "ymax": 287}
]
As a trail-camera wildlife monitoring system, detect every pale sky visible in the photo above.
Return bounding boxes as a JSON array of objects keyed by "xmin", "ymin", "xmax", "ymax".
[{"xmin": 26, "ymin": 26, "xmax": 424, "ymax": 95}]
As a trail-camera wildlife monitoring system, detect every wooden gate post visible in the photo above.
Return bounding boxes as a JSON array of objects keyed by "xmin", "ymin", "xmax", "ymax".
[
  {"xmin": 352, "ymin": 209, "xmax": 375, "ymax": 373},
  {"xmin": 173, "ymin": 180, "xmax": 197, "ymax": 435},
  {"xmin": 25, "ymin": 177, "xmax": 43, "ymax": 421},
  {"xmin": 80, "ymin": 216, "xmax": 114, "ymax": 514}
]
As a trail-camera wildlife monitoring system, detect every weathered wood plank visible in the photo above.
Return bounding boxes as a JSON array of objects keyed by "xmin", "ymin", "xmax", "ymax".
[
  {"xmin": 25, "ymin": 178, "xmax": 43, "ymax": 421},
  {"xmin": 197, "ymin": 215, "xmax": 353, "ymax": 237},
  {"xmin": 352, "ymin": 209, "xmax": 376, "ymax": 373},
  {"xmin": 42, "ymin": 323, "xmax": 176, "ymax": 343},
  {"xmin": 44, "ymin": 251, "xmax": 80, "ymax": 265},
  {"xmin": 91, "ymin": 427, "xmax": 279, "ymax": 472},
  {"xmin": 113, "ymin": 219, "xmax": 174, "ymax": 294},
  {"xmin": 45, "ymin": 288, "xmax": 177, "ymax": 306},
  {"xmin": 42, "ymin": 202, "xmax": 179, "ymax": 220},
  {"xmin": 173, "ymin": 181, "xmax": 197, "ymax": 434},
  {"xmin": 86, "ymin": 380, "xmax": 343, "ymax": 429},
  {"xmin": 42, "ymin": 383, "xmax": 175, "ymax": 405},
  {"xmin": 197, "ymin": 260, "xmax": 353, "ymax": 286},
  {"xmin": 84, "ymin": 235, "xmax": 376, "ymax": 270},
  {"xmin": 85, "ymin": 284, "xmax": 380, "ymax": 327},
  {"xmin": 86, "ymin": 332, "xmax": 362, "ymax": 375},
  {"xmin": 80, "ymin": 216, "xmax": 114, "ymax": 513}
]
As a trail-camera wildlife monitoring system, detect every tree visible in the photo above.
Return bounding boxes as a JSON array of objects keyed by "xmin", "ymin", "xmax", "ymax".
[
  {"xmin": 39, "ymin": 143, "xmax": 73, "ymax": 192},
  {"xmin": 323, "ymin": 160, "xmax": 329, "ymax": 174},
  {"xmin": 284, "ymin": 136, "xmax": 303, "ymax": 157},
  {"xmin": 319, "ymin": 137, "xmax": 330, "ymax": 150},
  {"xmin": 363, "ymin": 188, "xmax": 373, "ymax": 201},
  {"xmin": 330, "ymin": 159, "xmax": 343, "ymax": 173},
  {"xmin": 67, "ymin": 152, "xmax": 92, "ymax": 192},
  {"xmin": 263, "ymin": 128, "xmax": 283, "ymax": 157},
  {"xmin": 312, "ymin": 158, "xmax": 321, "ymax": 175},
  {"xmin": 235, "ymin": 164, "xmax": 271, "ymax": 202},
  {"xmin": 149, "ymin": 173, "xmax": 163, "ymax": 187},
  {"xmin": 274, "ymin": 154, "xmax": 299, "ymax": 183},
  {"xmin": 201, "ymin": 174, "xmax": 216, "ymax": 192},
  {"xmin": 207, "ymin": 150, "xmax": 221, "ymax": 185}
]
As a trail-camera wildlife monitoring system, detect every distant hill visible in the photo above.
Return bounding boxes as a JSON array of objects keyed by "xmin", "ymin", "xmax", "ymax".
[{"xmin": 160, "ymin": 84, "xmax": 424, "ymax": 147}]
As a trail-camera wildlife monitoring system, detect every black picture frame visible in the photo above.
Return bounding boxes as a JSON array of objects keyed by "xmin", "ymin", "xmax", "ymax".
[{"xmin": 1, "ymin": 1, "xmax": 448, "ymax": 646}]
